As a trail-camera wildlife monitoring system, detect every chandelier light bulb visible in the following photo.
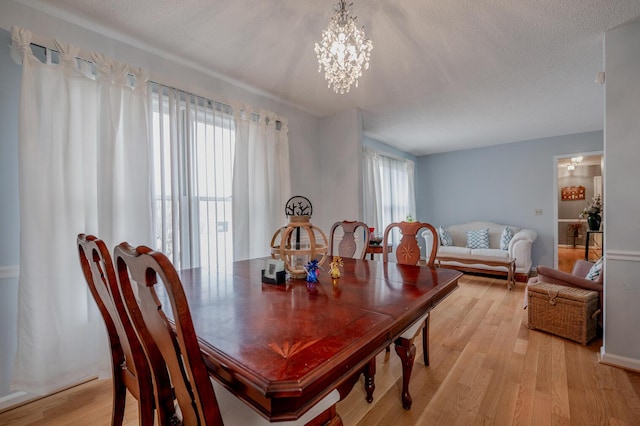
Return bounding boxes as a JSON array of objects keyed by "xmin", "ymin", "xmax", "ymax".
[{"xmin": 314, "ymin": 0, "xmax": 373, "ymax": 94}]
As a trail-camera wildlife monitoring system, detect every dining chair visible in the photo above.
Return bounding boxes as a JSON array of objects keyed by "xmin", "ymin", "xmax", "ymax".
[
  {"xmin": 329, "ymin": 220, "xmax": 370, "ymax": 259},
  {"xmin": 77, "ymin": 234, "xmax": 155, "ymax": 426},
  {"xmin": 382, "ymin": 221, "xmax": 439, "ymax": 410},
  {"xmin": 114, "ymin": 242, "xmax": 341, "ymax": 425}
]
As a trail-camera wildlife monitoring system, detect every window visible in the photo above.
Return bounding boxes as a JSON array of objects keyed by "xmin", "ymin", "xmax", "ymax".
[
  {"xmin": 378, "ymin": 154, "xmax": 415, "ymax": 226},
  {"xmin": 151, "ymin": 84, "xmax": 235, "ymax": 270},
  {"xmin": 363, "ymin": 147, "xmax": 416, "ymax": 234}
]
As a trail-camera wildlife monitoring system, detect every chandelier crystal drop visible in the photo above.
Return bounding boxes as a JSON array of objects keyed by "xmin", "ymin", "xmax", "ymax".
[{"xmin": 314, "ymin": 0, "xmax": 373, "ymax": 94}]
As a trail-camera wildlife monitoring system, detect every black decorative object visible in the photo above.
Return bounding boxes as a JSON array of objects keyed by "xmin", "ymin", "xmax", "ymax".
[
  {"xmin": 261, "ymin": 269, "xmax": 287, "ymax": 285},
  {"xmin": 587, "ymin": 214, "xmax": 601, "ymax": 231},
  {"xmin": 285, "ymin": 195, "xmax": 313, "ymax": 217}
]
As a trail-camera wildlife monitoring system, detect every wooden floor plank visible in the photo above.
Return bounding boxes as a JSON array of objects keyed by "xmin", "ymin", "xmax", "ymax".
[{"xmin": 2, "ymin": 274, "xmax": 640, "ymax": 426}]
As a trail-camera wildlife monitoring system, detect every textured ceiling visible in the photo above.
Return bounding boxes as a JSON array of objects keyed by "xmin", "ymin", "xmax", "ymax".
[{"xmin": 15, "ymin": 0, "xmax": 640, "ymax": 155}]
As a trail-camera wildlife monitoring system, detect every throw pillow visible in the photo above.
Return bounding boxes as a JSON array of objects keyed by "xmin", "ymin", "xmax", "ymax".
[
  {"xmin": 500, "ymin": 226, "xmax": 514, "ymax": 250},
  {"xmin": 466, "ymin": 228, "xmax": 490, "ymax": 249},
  {"xmin": 586, "ymin": 257, "xmax": 603, "ymax": 281},
  {"xmin": 438, "ymin": 226, "xmax": 453, "ymax": 246}
]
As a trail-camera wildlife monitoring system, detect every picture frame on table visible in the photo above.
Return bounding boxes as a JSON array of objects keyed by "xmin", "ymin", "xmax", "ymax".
[{"xmin": 262, "ymin": 259, "xmax": 286, "ymax": 284}]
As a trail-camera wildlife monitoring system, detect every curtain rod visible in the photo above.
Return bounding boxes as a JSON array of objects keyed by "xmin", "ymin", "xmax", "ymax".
[
  {"xmin": 16, "ymin": 26, "xmax": 287, "ymax": 127},
  {"xmin": 365, "ymin": 146, "xmax": 414, "ymax": 164}
]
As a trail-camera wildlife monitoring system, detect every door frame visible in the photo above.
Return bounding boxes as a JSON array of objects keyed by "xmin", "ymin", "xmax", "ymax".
[{"xmin": 553, "ymin": 150, "xmax": 604, "ymax": 268}]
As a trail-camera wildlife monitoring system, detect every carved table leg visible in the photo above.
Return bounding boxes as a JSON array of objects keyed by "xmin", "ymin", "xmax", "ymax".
[
  {"xmin": 422, "ymin": 315, "xmax": 430, "ymax": 367},
  {"xmin": 394, "ymin": 337, "xmax": 416, "ymax": 410},
  {"xmin": 363, "ymin": 357, "xmax": 376, "ymax": 403}
]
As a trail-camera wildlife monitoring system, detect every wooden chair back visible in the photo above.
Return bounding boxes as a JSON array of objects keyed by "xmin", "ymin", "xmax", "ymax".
[
  {"xmin": 77, "ymin": 234, "xmax": 155, "ymax": 426},
  {"xmin": 382, "ymin": 221, "xmax": 439, "ymax": 266},
  {"xmin": 329, "ymin": 220, "xmax": 370, "ymax": 259},
  {"xmin": 114, "ymin": 242, "xmax": 224, "ymax": 426}
]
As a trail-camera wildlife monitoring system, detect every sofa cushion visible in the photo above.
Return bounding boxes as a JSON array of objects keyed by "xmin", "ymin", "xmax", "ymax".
[
  {"xmin": 438, "ymin": 226, "xmax": 453, "ymax": 246},
  {"xmin": 466, "ymin": 228, "xmax": 490, "ymax": 249},
  {"xmin": 586, "ymin": 257, "xmax": 603, "ymax": 281},
  {"xmin": 500, "ymin": 226, "xmax": 514, "ymax": 250},
  {"xmin": 438, "ymin": 246, "xmax": 471, "ymax": 256},
  {"xmin": 470, "ymin": 248, "xmax": 510, "ymax": 258}
]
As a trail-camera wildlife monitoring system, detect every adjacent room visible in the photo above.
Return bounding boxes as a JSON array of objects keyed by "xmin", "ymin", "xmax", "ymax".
[{"xmin": 1, "ymin": 1, "xmax": 640, "ymax": 424}]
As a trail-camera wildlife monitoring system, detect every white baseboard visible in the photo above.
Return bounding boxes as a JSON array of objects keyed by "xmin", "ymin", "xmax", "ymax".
[
  {"xmin": 0, "ymin": 391, "xmax": 34, "ymax": 413},
  {"xmin": 599, "ymin": 347, "xmax": 640, "ymax": 373}
]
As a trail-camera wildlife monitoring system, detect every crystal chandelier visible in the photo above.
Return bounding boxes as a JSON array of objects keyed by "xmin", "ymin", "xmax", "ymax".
[{"xmin": 314, "ymin": 0, "xmax": 373, "ymax": 94}]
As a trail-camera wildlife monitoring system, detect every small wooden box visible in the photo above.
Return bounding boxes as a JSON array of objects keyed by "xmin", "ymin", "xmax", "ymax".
[{"xmin": 527, "ymin": 282, "xmax": 599, "ymax": 345}]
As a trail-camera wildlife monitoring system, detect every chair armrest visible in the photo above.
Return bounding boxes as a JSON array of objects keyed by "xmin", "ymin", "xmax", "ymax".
[
  {"xmin": 535, "ymin": 265, "xmax": 603, "ymax": 292},
  {"xmin": 572, "ymin": 260, "xmax": 595, "ymax": 279}
]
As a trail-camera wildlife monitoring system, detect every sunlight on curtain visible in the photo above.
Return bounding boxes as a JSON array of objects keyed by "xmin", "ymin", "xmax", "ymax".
[
  {"xmin": 363, "ymin": 147, "xmax": 381, "ymax": 232},
  {"xmin": 11, "ymin": 26, "xmax": 151, "ymax": 395},
  {"xmin": 150, "ymin": 85, "xmax": 235, "ymax": 271},
  {"xmin": 363, "ymin": 146, "xmax": 415, "ymax": 233},
  {"xmin": 232, "ymin": 107, "xmax": 291, "ymax": 261}
]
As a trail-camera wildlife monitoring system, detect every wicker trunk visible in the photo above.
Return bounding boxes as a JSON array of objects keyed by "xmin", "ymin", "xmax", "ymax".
[{"xmin": 527, "ymin": 282, "xmax": 600, "ymax": 345}]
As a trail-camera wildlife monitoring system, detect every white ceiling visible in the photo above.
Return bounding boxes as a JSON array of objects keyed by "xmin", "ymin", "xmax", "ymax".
[{"xmin": 16, "ymin": 0, "xmax": 640, "ymax": 155}]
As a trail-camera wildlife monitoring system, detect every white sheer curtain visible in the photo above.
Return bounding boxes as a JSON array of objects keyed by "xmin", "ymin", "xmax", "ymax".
[
  {"xmin": 150, "ymin": 86, "xmax": 236, "ymax": 271},
  {"xmin": 11, "ymin": 27, "xmax": 152, "ymax": 395},
  {"xmin": 363, "ymin": 146, "xmax": 416, "ymax": 232},
  {"xmin": 363, "ymin": 147, "xmax": 382, "ymax": 232},
  {"xmin": 232, "ymin": 107, "xmax": 291, "ymax": 261}
]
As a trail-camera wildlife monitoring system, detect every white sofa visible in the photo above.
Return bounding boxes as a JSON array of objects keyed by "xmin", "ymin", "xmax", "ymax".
[{"xmin": 422, "ymin": 221, "xmax": 538, "ymax": 281}]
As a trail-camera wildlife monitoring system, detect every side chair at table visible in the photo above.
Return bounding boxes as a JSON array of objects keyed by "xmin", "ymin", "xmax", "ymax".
[
  {"xmin": 329, "ymin": 220, "xmax": 370, "ymax": 259},
  {"xmin": 114, "ymin": 242, "xmax": 341, "ymax": 425},
  {"xmin": 77, "ymin": 234, "xmax": 156, "ymax": 426},
  {"xmin": 382, "ymin": 221, "xmax": 439, "ymax": 410}
]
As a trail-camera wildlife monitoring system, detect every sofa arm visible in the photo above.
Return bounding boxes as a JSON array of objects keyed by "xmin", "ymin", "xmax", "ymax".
[
  {"xmin": 508, "ymin": 229, "xmax": 536, "ymax": 271},
  {"xmin": 509, "ymin": 229, "xmax": 537, "ymax": 249},
  {"xmin": 421, "ymin": 229, "xmax": 438, "ymax": 259},
  {"xmin": 535, "ymin": 265, "xmax": 603, "ymax": 293}
]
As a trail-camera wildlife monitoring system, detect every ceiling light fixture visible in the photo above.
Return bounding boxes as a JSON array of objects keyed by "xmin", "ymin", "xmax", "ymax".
[
  {"xmin": 314, "ymin": 0, "xmax": 373, "ymax": 94},
  {"xmin": 566, "ymin": 156, "xmax": 583, "ymax": 171}
]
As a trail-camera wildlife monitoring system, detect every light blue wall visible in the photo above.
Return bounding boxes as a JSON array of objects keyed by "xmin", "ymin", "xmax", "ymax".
[
  {"xmin": 0, "ymin": 28, "xmax": 21, "ymax": 398},
  {"xmin": 416, "ymin": 131, "xmax": 604, "ymax": 268}
]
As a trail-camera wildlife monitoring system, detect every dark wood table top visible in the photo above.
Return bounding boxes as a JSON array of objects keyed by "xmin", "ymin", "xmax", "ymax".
[{"xmin": 171, "ymin": 257, "xmax": 461, "ymax": 420}]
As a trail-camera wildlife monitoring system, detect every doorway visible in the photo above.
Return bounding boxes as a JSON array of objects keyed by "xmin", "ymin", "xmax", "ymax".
[{"xmin": 554, "ymin": 152, "xmax": 603, "ymax": 271}]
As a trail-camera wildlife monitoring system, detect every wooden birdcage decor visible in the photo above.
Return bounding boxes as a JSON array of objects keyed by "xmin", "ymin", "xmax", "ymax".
[{"xmin": 270, "ymin": 196, "xmax": 328, "ymax": 279}]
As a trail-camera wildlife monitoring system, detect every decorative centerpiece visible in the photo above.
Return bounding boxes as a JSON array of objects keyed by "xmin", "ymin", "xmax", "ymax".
[
  {"xmin": 329, "ymin": 256, "xmax": 343, "ymax": 279},
  {"xmin": 270, "ymin": 196, "xmax": 328, "ymax": 279},
  {"xmin": 369, "ymin": 228, "xmax": 383, "ymax": 245},
  {"xmin": 305, "ymin": 259, "xmax": 321, "ymax": 283},
  {"xmin": 579, "ymin": 195, "xmax": 603, "ymax": 231}
]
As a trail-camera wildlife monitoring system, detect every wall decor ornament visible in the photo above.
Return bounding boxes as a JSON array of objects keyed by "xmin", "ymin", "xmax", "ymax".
[{"xmin": 561, "ymin": 185, "xmax": 586, "ymax": 201}]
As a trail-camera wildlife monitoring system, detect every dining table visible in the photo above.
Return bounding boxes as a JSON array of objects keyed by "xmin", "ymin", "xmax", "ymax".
[{"xmin": 170, "ymin": 256, "xmax": 462, "ymax": 424}]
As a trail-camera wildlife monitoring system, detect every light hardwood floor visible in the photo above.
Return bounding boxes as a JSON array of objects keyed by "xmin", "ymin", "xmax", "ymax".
[
  {"xmin": 558, "ymin": 246, "xmax": 589, "ymax": 273},
  {"xmin": 2, "ymin": 274, "xmax": 639, "ymax": 425}
]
